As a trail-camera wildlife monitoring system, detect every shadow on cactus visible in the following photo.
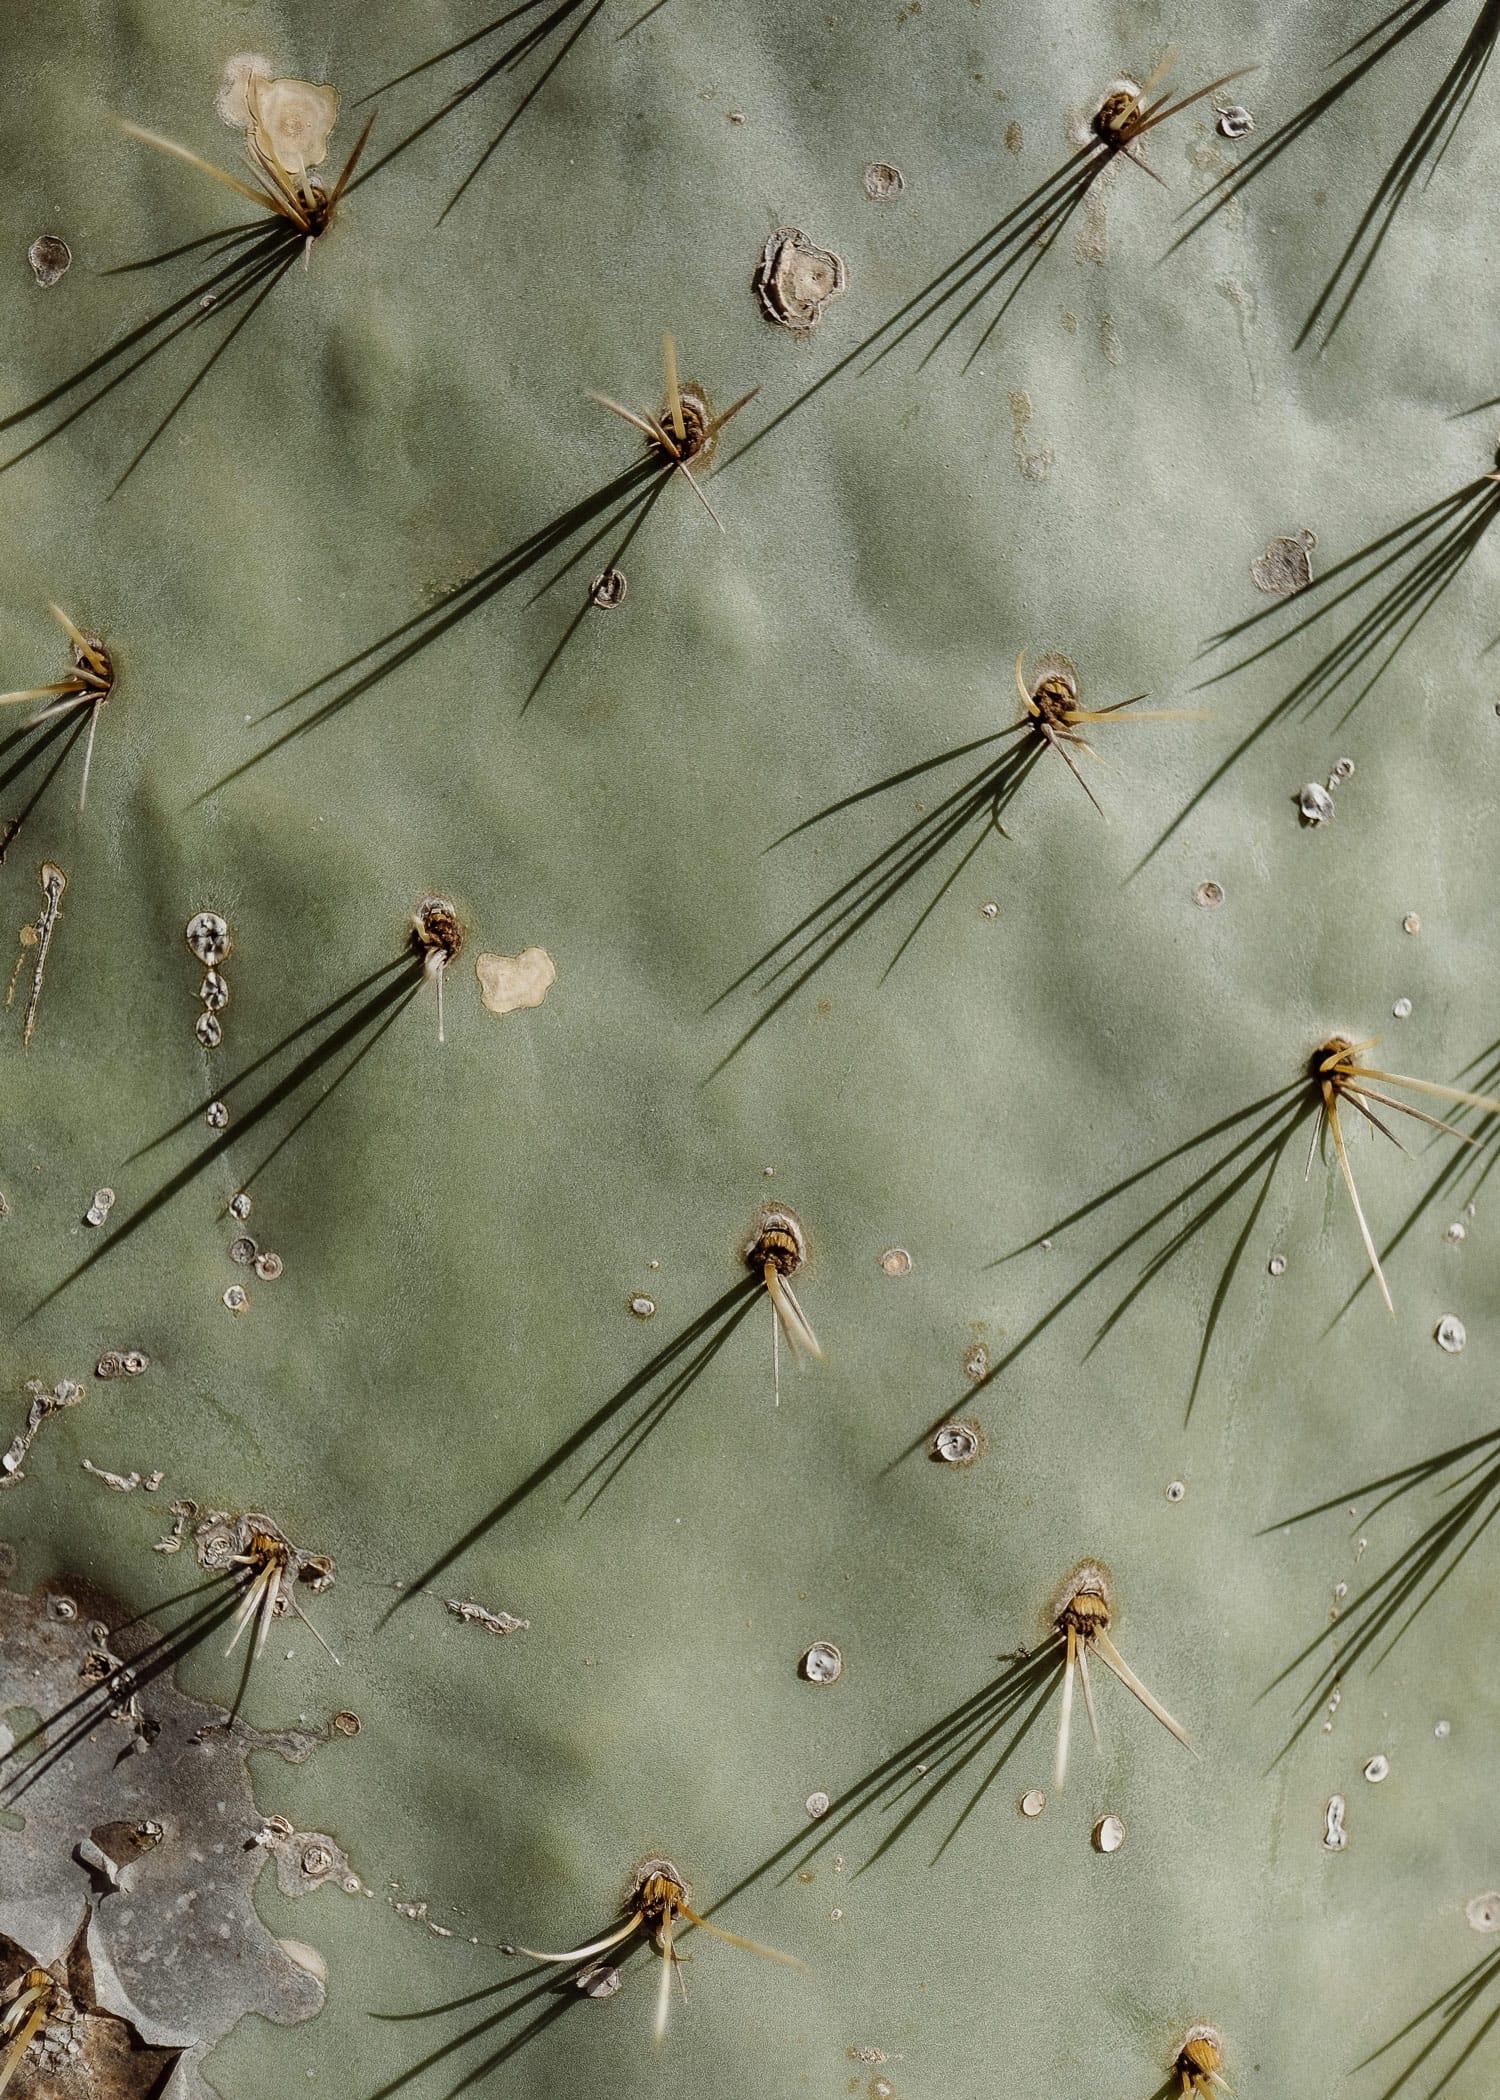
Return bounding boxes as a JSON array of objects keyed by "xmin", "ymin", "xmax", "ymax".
[
  {"xmin": 978, "ymin": 1035, "xmax": 1500, "ymax": 1425},
  {"xmin": 1174, "ymin": 0, "xmax": 1500, "ymax": 349},
  {"xmin": 1262, "ymin": 1420, "xmax": 1500, "ymax": 1759},
  {"xmin": 26, "ymin": 947, "xmax": 424, "ymax": 1318},
  {"xmin": 0, "ymin": 72, "xmax": 373, "ymax": 495},
  {"xmin": 0, "ymin": 1573, "xmax": 244, "ymax": 1805},
  {"xmin": 1355, "ymin": 1939, "xmax": 1500, "ymax": 2099},
  {"xmin": 1138, "ymin": 461, "xmax": 1500, "ymax": 870},
  {"xmin": 709, "ymin": 650, "xmax": 1196, "ymax": 1072},
  {"xmin": 395, "ymin": 1210, "xmax": 822, "ymax": 1609},
  {"xmin": 351, "ymin": 0, "xmax": 616, "ymax": 219},
  {"xmin": 209, "ymin": 337, "xmax": 748, "ymax": 784}
]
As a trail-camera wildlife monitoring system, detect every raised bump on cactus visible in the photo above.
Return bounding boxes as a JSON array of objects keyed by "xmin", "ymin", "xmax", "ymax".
[
  {"xmin": 744, "ymin": 1205, "xmax": 823, "ymax": 1405},
  {"xmin": 0, "ymin": 607, "xmax": 115, "ymax": 812},
  {"xmin": 1050, "ymin": 1564, "xmax": 1194, "ymax": 1792},
  {"xmin": 511, "ymin": 1857, "xmax": 803, "ymax": 2044},
  {"xmin": 591, "ymin": 335, "xmax": 758, "ymax": 532}
]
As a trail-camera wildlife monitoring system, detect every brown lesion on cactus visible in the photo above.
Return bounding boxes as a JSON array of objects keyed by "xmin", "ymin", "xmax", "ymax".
[
  {"xmin": 745, "ymin": 1206, "xmax": 823, "ymax": 1403},
  {"xmin": 1013, "ymin": 649, "xmax": 1206, "ymax": 817},
  {"xmin": 509, "ymin": 1854, "xmax": 803, "ymax": 2043},
  {"xmin": 0, "ymin": 608, "xmax": 115, "ymax": 814},
  {"xmin": 1048, "ymin": 1562, "xmax": 1194, "ymax": 1792},
  {"xmin": 592, "ymin": 335, "xmax": 758, "ymax": 531},
  {"xmin": 1173, "ymin": 2025, "xmax": 1229, "ymax": 2096}
]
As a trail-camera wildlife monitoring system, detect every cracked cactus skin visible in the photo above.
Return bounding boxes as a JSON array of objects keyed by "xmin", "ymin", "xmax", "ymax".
[{"xmin": 1, "ymin": 1, "xmax": 1500, "ymax": 2097}]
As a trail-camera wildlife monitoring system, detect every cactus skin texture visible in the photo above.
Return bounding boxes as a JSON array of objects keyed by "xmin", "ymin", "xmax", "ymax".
[{"xmin": 2, "ymin": 3, "xmax": 1500, "ymax": 2098}]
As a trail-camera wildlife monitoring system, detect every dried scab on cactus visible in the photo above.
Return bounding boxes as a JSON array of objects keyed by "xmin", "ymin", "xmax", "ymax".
[
  {"xmin": 511, "ymin": 1856, "xmax": 803, "ymax": 2043},
  {"xmin": 592, "ymin": 334, "xmax": 758, "ymax": 532},
  {"xmin": 1050, "ymin": 1563, "xmax": 1194, "ymax": 1790},
  {"xmin": 124, "ymin": 73, "xmax": 367, "ymax": 252},
  {"xmin": 412, "ymin": 894, "xmax": 464, "ymax": 1043},
  {"xmin": 1174, "ymin": 2024, "xmax": 1229, "ymax": 2095},
  {"xmin": 0, "ymin": 606, "xmax": 115, "ymax": 813},
  {"xmin": 745, "ymin": 1205, "xmax": 823, "ymax": 1403}
]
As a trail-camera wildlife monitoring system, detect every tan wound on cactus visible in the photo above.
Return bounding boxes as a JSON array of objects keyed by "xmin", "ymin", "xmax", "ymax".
[
  {"xmin": 475, "ymin": 947, "xmax": 556, "ymax": 1016},
  {"xmin": 249, "ymin": 77, "xmax": 341, "ymax": 171}
]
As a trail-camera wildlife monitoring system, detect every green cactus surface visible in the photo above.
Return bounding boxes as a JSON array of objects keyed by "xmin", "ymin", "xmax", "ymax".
[{"xmin": 3, "ymin": 3, "xmax": 1500, "ymax": 2098}]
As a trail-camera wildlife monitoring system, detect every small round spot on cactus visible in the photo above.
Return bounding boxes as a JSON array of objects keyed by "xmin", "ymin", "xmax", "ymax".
[
  {"xmin": 1251, "ymin": 528, "xmax": 1317, "ymax": 596},
  {"xmin": 1174, "ymin": 2024, "xmax": 1226, "ymax": 2093},
  {"xmin": 805, "ymin": 1791, "xmax": 830, "ymax": 1819},
  {"xmin": 1435, "ymin": 1315, "xmax": 1466, "ymax": 1353},
  {"xmin": 1363, "ymin": 1754, "xmax": 1390, "ymax": 1783},
  {"xmin": 1018, "ymin": 1788, "xmax": 1046, "ymax": 1818},
  {"xmin": 47, "ymin": 1593, "xmax": 77, "ymax": 1622},
  {"xmin": 628, "ymin": 1294, "xmax": 656, "ymax": 1320},
  {"xmin": 575, "ymin": 1960, "xmax": 623, "ymax": 1997},
  {"xmin": 123, "ymin": 1351, "xmax": 148, "ymax": 1376},
  {"xmin": 97, "ymin": 1353, "xmax": 124, "ymax": 1379},
  {"xmin": 963, "ymin": 1343, "xmax": 989, "ymax": 1382},
  {"xmin": 300, "ymin": 1842, "xmax": 334, "ymax": 1878},
  {"xmin": 223, "ymin": 1285, "xmax": 249, "ymax": 1313},
  {"xmin": 863, "ymin": 162, "xmax": 904, "ymax": 201},
  {"xmin": 1435, "ymin": 1718, "xmax": 1451, "ymax": 1738},
  {"xmin": 589, "ymin": 567, "xmax": 627, "ymax": 610},
  {"xmin": 1268, "ymin": 1252, "xmax": 1286, "ymax": 1276},
  {"xmin": 1444, "ymin": 1221, "xmax": 1466, "ymax": 1244},
  {"xmin": 1193, "ymin": 880, "xmax": 1224, "ymax": 909},
  {"xmin": 229, "ymin": 1237, "xmax": 258, "ymax": 1267},
  {"xmin": 205, "ymin": 1100, "xmax": 229, "ymax": 1129},
  {"xmin": 878, "ymin": 1247, "xmax": 911, "ymax": 1277},
  {"xmin": 216, "ymin": 53, "xmax": 274, "ymax": 130},
  {"xmin": 1091, "ymin": 1813, "xmax": 1126, "ymax": 1853},
  {"xmin": 255, "ymin": 1251, "xmax": 284, "ymax": 1282},
  {"xmin": 1217, "ymin": 101, "xmax": 1255, "ymax": 136},
  {"xmin": 979, "ymin": 900, "xmax": 999, "ymax": 920},
  {"xmin": 930, "ymin": 1420, "xmax": 982, "ymax": 1466},
  {"xmin": 1323, "ymin": 1795, "xmax": 1348, "ymax": 1849},
  {"xmin": 799, "ymin": 1641, "xmax": 843, "ymax": 1685},
  {"xmin": 1393, "ymin": 997, "xmax": 1412, "ymax": 1020},
  {"xmin": 754, "ymin": 227, "xmax": 848, "ymax": 334},
  {"xmin": 475, "ymin": 947, "xmax": 556, "ymax": 1017},
  {"xmin": 331, "ymin": 1710, "xmax": 361, "ymax": 1736},
  {"xmin": 1402, "ymin": 911, "xmax": 1421, "ymax": 934},
  {"xmin": 1166, "ymin": 1479, "xmax": 1186, "ymax": 1502},
  {"xmin": 201, "ymin": 970, "xmax": 230, "ymax": 1012},
  {"xmin": 196, "ymin": 1012, "xmax": 223, "ymax": 1048},
  {"xmin": 27, "ymin": 234, "xmax": 71, "ymax": 287},
  {"xmin": 229, "ymin": 1192, "xmax": 252, "ymax": 1220},
  {"xmin": 1468, "ymin": 1893, "xmax": 1500, "ymax": 1933},
  {"xmin": 1329, "ymin": 755, "xmax": 1355, "ymax": 784}
]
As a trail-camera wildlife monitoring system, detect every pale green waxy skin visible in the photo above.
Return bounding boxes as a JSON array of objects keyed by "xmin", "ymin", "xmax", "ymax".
[{"xmin": 1, "ymin": 2, "xmax": 1499, "ymax": 2096}]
